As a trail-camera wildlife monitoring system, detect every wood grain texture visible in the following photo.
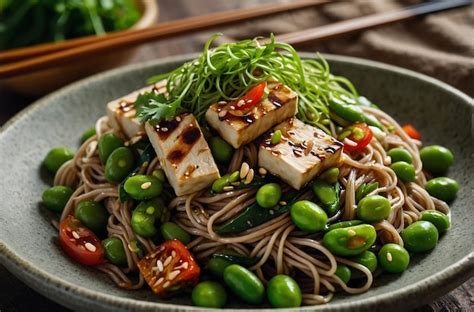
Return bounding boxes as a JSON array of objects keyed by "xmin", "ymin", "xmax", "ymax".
[{"xmin": 0, "ymin": 0, "xmax": 472, "ymax": 311}]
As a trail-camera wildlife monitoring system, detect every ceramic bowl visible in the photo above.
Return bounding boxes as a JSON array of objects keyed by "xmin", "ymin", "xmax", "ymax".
[
  {"xmin": 0, "ymin": 54, "xmax": 472, "ymax": 311},
  {"xmin": 0, "ymin": 0, "xmax": 159, "ymax": 96}
]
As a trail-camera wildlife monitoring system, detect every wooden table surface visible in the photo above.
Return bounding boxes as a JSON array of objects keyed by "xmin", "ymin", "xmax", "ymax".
[{"xmin": 0, "ymin": 0, "xmax": 472, "ymax": 311}]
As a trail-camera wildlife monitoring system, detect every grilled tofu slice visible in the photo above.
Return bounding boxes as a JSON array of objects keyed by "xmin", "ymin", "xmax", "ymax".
[
  {"xmin": 107, "ymin": 82, "xmax": 165, "ymax": 139},
  {"xmin": 258, "ymin": 118, "xmax": 343, "ymax": 190},
  {"xmin": 145, "ymin": 113, "xmax": 220, "ymax": 196},
  {"xmin": 205, "ymin": 80, "xmax": 298, "ymax": 148}
]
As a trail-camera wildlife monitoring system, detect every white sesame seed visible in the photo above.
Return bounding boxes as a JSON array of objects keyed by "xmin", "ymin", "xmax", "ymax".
[
  {"xmin": 218, "ymin": 101, "xmax": 227, "ymax": 105},
  {"xmin": 230, "ymin": 105, "xmax": 235, "ymax": 110},
  {"xmin": 258, "ymin": 167, "xmax": 267, "ymax": 175},
  {"xmin": 168, "ymin": 270, "xmax": 181, "ymax": 281},
  {"xmin": 163, "ymin": 281, "xmax": 170, "ymax": 288},
  {"xmin": 240, "ymin": 162, "xmax": 250, "ymax": 179},
  {"xmin": 223, "ymin": 186, "xmax": 234, "ymax": 191},
  {"xmin": 164, "ymin": 256, "xmax": 172, "ymax": 266},
  {"xmin": 348, "ymin": 229, "xmax": 356, "ymax": 236},
  {"xmin": 72, "ymin": 231, "xmax": 80, "ymax": 239},
  {"xmin": 244, "ymin": 169, "xmax": 254, "ymax": 184},
  {"xmin": 279, "ymin": 201, "xmax": 287, "ymax": 206},
  {"xmin": 172, "ymin": 250, "xmax": 177, "ymax": 258},
  {"xmin": 153, "ymin": 277, "xmax": 164, "ymax": 287},
  {"xmin": 84, "ymin": 242, "xmax": 96, "ymax": 252},
  {"xmin": 156, "ymin": 259, "xmax": 164, "ymax": 272},
  {"xmin": 176, "ymin": 116, "xmax": 182, "ymax": 122},
  {"xmin": 387, "ymin": 252, "xmax": 393, "ymax": 262},
  {"xmin": 141, "ymin": 182, "xmax": 152, "ymax": 190},
  {"xmin": 161, "ymin": 127, "xmax": 168, "ymax": 132},
  {"xmin": 237, "ymin": 99, "xmax": 245, "ymax": 107},
  {"xmin": 175, "ymin": 261, "xmax": 189, "ymax": 270},
  {"xmin": 218, "ymin": 109, "xmax": 228, "ymax": 118}
]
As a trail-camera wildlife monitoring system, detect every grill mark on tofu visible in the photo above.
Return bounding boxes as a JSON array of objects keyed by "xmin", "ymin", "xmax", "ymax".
[{"xmin": 166, "ymin": 121, "xmax": 202, "ymax": 166}]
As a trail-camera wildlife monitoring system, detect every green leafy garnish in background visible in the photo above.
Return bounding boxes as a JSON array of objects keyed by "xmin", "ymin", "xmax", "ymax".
[{"xmin": 140, "ymin": 33, "xmax": 359, "ymax": 133}]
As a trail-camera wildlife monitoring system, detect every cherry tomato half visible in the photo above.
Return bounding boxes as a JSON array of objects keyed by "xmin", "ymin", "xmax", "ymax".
[
  {"xmin": 138, "ymin": 240, "xmax": 200, "ymax": 297},
  {"xmin": 402, "ymin": 124, "xmax": 421, "ymax": 140},
  {"xmin": 339, "ymin": 123, "xmax": 373, "ymax": 153},
  {"xmin": 59, "ymin": 215, "xmax": 105, "ymax": 266},
  {"xmin": 238, "ymin": 82, "xmax": 266, "ymax": 110}
]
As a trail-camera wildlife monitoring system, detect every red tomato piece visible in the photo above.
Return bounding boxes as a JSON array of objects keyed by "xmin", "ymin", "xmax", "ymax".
[
  {"xmin": 237, "ymin": 82, "xmax": 266, "ymax": 110},
  {"xmin": 339, "ymin": 123, "xmax": 373, "ymax": 153},
  {"xmin": 402, "ymin": 124, "xmax": 421, "ymax": 140},
  {"xmin": 59, "ymin": 215, "xmax": 105, "ymax": 266},
  {"xmin": 138, "ymin": 240, "xmax": 200, "ymax": 297}
]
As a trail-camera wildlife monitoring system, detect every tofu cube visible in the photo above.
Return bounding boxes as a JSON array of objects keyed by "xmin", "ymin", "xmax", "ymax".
[
  {"xmin": 107, "ymin": 82, "xmax": 165, "ymax": 139},
  {"xmin": 258, "ymin": 118, "xmax": 343, "ymax": 190},
  {"xmin": 145, "ymin": 113, "xmax": 220, "ymax": 196},
  {"xmin": 205, "ymin": 80, "xmax": 298, "ymax": 148}
]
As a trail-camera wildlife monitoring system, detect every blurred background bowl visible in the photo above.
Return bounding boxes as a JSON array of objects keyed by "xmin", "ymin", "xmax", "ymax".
[{"xmin": 0, "ymin": 0, "xmax": 159, "ymax": 97}]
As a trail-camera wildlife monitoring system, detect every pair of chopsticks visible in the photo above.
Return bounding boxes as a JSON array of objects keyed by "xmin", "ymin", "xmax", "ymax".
[{"xmin": 0, "ymin": 0, "xmax": 471, "ymax": 79}]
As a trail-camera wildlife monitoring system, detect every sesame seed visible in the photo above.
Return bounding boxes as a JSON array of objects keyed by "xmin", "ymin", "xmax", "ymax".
[
  {"xmin": 172, "ymin": 250, "xmax": 176, "ymax": 258},
  {"xmin": 387, "ymin": 252, "xmax": 393, "ymax": 262},
  {"xmin": 304, "ymin": 140, "xmax": 314, "ymax": 156},
  {"xmin": 218, "ymin": 101, "xmax": 227, "ymax": 105},
  {"xmin": 168, "ymin": 270, "xmax": 181, "ymax": 281},
  {"xmin": 164, "ymin": 256, "xmax": 172, "ymax": 266},
  {"xmin": 230, "ymin": 105, "xmax": 235, "ymax": 110},
  {"xmin": 175, "ymin": 261, "xmax": 189, "ymax": 270},
  {"xmin": 163, "ymin": 281, "xmax": 170, "ymax": 288},
  {"xmin": 237, "ymin": 99, "xmax": 245, "ymax": 107},
  {"xmin": 141, "ymin": 182, "xmax": 152, "ymax": 190},
  {"xmin": 347, "ymin": 229, "xmax": 356, "ymax": 236},
  {"xmin": 84, "ymin": 242, "xmax": 96, "ymax": 252},
  {"xmin": 244, "ymin": 169, "xmax": 254, "ymax": 184},
  {"xmin": 161, "ymin": 127, "xmax": 168, "ymax": 132},
  {"xmin": 240, "ymin": 162, "xmax": 250, "ymax": 179},
  {"xmin": 218, "ymin": 109, "xmax": 228, "ymax": 118},
  {"xmin": 223, "ymin": 186, "xmax": 234, "ymax": 191},
  {"xmin": 156, "ymin": 259, "xmax": 164, "ymax": 272},
  {"xmin": 72, "ymin": 231, "xmax": 80, "ymax": 239},
  {"xmin": 176, "ymin": 116, "xmax": 182, "ymax": 122},
  {"xmin": 258, "ymin": 167, "xmax": 267, "ymax": 175},
  {"xmin": 153, "ymin": 277, "xmax": 164, "ymax": 287},
  {"xmin": 279, "ymin": 201, "xmax": 287, "ymax": 206}
]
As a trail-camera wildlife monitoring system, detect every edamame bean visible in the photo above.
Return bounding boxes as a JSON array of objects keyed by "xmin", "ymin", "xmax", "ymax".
[
  {"xmin": 391, "ymin": 161, "xmax": 416, "ymax": 182},
  {"xmin": 98, "ymin": 133, "xmax": 124, "ymax": 163},
  {"xmin": 102, "ymin": 237, "xmax": 127, "ymax": 266},
  {"xmin": 335, "ymin": 265, "xmax": 351, "ymax": 284},
  {"xmin": 355, "ymin": 182, "xmax": 379, "ymax": 202},
  {"xmin": 290, "ymin": 200, "xmax": 328, "ymax": 233},
  {"xmin": 207, "ymin": 257, "xmax": 232, "ymax": 278},
  {"xmin": 105, "ymin": 147, "xmax": 134, "ymax": 183},
  {"xmin": 41, "ymin": 186, "xmax": 74, "ymax": 212},
  {"xmin": 425, "ymin": 177, "xmax": 459, "ymax": 202},
  {"xmin": 323, "ymin": 224, "xmax": 376, "ymax": 256},
  {"xmin": 81, "ymin": 127, "xmax": 96, "ymax": 143},
  {"xmin": 212, "ymin": 171, "xmax": 239, "ymax": 193},
  {"xmin": 387, "ymin": 148, "xmax": 413, "ymax": 164},
  {"xmin": 401, "ymin": 221, "xmax": 439, "ymax": 252},
  {"xmin": 357, "ymin": 195, "xmax": 391, "ymax": 223},
  {"xmin": 327, "ymin": 220, "xmax": 363, "ymax": 231},
  {"xmin": 75, "ymin": 200, "xmax": 108, "ymax": 234},
  {"xmin": 160, "ymin": 222, "xmax": 191, "ymax": 244},
  {"xmin": 192, "ymin": 281, "xmax": 227, "ymax": 308},
  {"xmin": 124, "ymin": 175, "xmax": 162, "ymax": 200},
  {"xmin": 378, "ymin": 243, "xmax": 410, "ymax": 273},
  {"xmin": 420, "ymin": 145, "xmax": 454, "ymax": 175},
  {"xmin": 267, "ymin": 275, "xmax": 302, "ymax": 308},
  {"xmin": 209, "ymin": 137, "xmax": 234, "ymax": 164},
  {"xmin": 420, "ymin": 210, "xmax": 450, "ymax": 234},
  {"xmin": 256, "ymin": 183, "xmax": 281, "ymax": 208},
  {"xmin": 223, "ymin": 264, "xmax": 265, "ymax": 304},
  {"xmin": 43, "ymin": 147, "xmax": 74, "ymax": 174},
  {"xmin": 131, "ymin": 200, "xmax": 162, "ymax": 237},
  {"xmin": 312, "ymin": 180, "xmax": 337, "ymax": 206},
  {"xmin": 350, "ymin": 250, "xmax": 378, "ymax": 272},
  {"xmin": 318, "ymin": 167, "xmax": 340, "ymax": 184}
]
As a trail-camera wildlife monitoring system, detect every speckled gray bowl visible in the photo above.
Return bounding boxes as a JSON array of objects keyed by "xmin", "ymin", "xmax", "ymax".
[{"xmin": 0, "ymin": 54, "xmax": 472, "ymax": 311}]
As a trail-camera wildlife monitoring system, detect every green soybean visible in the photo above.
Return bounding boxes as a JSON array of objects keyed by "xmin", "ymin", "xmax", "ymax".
[
  {"xmin": 312, "ymin": 180, "xmax": 337, "ymax": 206},
  {"xmin": 420, "ymin": 145, "xmax": 454, "ymax": 175},
  {"xmin": 212, "ymin": 172, "xmax": 239, "ymax": 193},
  {"xmin": 420, "ymin": 210, "xmax": 450, "ymax": 234},
  {"xmin": 81, "ymin": 127, "xmax": 96, "ymax": 143},
  {"xmin": 425, "ymin": 177, "xmax": 459, "ymax": 202},
  {"xmin": 192, "ymin": 281, "xmax": 227, "ymax": 308},
  {"xmin": 75, "ymin": 200, "xmax": 108, "ymax": 234},
  {"xmin": 105, "ymin": 147, "xmax": 135, "ymax": 183},
  {"xmin": 350, "ymin": 250, "xmax": 378, "ymax": 272},
  {"xmin": 401, "ymin": 221, "xmax": 439, "ymax": 252},
  {"xmin": 387, "ymin": 148, "xmax": 413, "ymax": 164},
  {"xmin": 209, "ymin": 137, "xmax": 234, "ymax": 164},
  {"xmin": 160, "ymin": 222, "xmax": 191, "ymax": 244},
  {"xmin": 256, "ymin": 183, "xmax": 281, "ymax": 208},
  {"xmin": 318, "ymin": 167, "xmax": 340, "ymax": 184},
  {"xmin": 267, "ymin": 275, "xmax": 302, "ymax": 308},
  {"xmin": 323, "ymin": 224, "xmax": 376, "ymax": 256},
  {"xmin": 327, "ymin": 220, "xmax": 363, "ymax": 231},
  {"xmin": 357, "ymin": 195, "xmax": 391, "ymax": 223},
  {"xmin": 41, "ymin": 186, "xmax": 74, "ymax": 213},
  {"xmin": 207, "ymin": 257, "xmax": 233, "ymax": 278},
  {"xmin": 223, "ymin": 264, "xmax": 265, "ymax": 304},
  {"xmin": 124, "ymin": 175, "xmax": 162, "ymax": 200},
  {"xmin": 335, "ymin": 265, "xmax": 351, "ymax": 284},
  {"xmin": 355, "ymin": 182, "xmax": 379, "ymax": 202},
  {"xmin": 378, "ymin": 243, "xmax": 410, "ymax": 273},
  {"xmin": 290, "ymin": 200, "xmax": 328, "ymax": 233},
  {"xmin": 98, "ymin": 133, "xmax": 124, "ymax": 163},
  {"xmin": 391, "ymin": 161, "xmax": 416, "ymax": 182},
  {"xmin": 43, "ymin": 147, "xmax": 74, "ymax": 174},
  {"xmin": 270, "ymin": 130, "xmax": 282, "ymax": 145},
  {"xmin": 131, "ymin": 200, "xmax": 163, "ymax": 237},
  {"xmin": 102, "ymin": 237, "xmax": 127, "ymax": 266}
]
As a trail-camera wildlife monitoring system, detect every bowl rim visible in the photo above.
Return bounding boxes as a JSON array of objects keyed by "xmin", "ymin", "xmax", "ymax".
[{"xmin": 0, "ymin": 53, "xmax": 473, "ymax": 311}]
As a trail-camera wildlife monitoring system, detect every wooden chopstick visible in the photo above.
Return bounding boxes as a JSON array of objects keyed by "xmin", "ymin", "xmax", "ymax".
[
  {"xmin": 276, "ymin": 0, "xmax": 473, "ymax": 45},
  {"xmin": 0, "ymin": 0, "xmax": 332, "ymax": 65}
]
